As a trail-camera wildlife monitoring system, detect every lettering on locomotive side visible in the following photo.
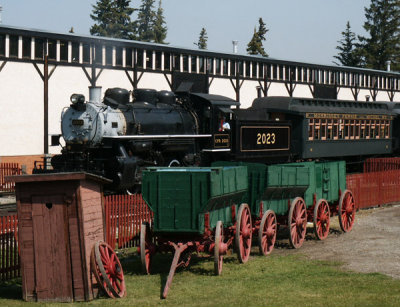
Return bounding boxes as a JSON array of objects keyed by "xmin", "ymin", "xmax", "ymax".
[
  {"xmin": 240, "ymin": 126, "xmax": 290, "ymax": 152},
  {"xmin": 214, "ymin": 134, "xmax": 230, "ymax": 148}
]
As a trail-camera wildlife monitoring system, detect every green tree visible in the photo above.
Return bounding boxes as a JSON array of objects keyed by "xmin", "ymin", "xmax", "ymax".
[
  {"xmin": 358, "ymin": 0, "xmax": 400, "ymax": 70},
  {"xmin": 247, "ymin": 18, "xmax": 268, "ymax": 56},
  {"xmin": 136, "ymin": 0, "xmax": 156, "ymax": 42},
  {"xmin": 153, "ymin": 0, "xmax": 167, "ymax": 43},
  {"xmin": 195, "ymin": 27, "xmax": 208, "ymax": 49},
  {"xmin": 90, "ymin": 0, "xmax": 137, "ymax": 39},
  {"xmin": 334, "ymin": 21, "xmax": 362, "ymax": 67}
]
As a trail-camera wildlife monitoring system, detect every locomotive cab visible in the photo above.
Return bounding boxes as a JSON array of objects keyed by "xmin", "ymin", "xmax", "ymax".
[{"xmin": 184, "ymin": 93, "xmax": 239, "ymax": 154}]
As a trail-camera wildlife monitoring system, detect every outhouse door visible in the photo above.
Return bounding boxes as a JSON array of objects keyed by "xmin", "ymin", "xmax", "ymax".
[{"xmin": 31, "ymin": 194, "xmax": 73, "ymax": 302}]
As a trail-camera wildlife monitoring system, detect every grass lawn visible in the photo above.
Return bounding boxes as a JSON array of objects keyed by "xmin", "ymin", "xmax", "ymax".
[{"xmin": 0, "ymin": 249, "xmax": 400, "ymax": 306}]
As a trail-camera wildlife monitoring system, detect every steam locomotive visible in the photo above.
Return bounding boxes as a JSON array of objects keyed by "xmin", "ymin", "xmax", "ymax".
[{"xmin": 51, "ymin": 87, "xmax": 400, "ymax": 192}]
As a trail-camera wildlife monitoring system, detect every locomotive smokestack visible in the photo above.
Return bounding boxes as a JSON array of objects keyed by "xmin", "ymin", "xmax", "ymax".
[{"xmin": 89, "ymin": 86, "xmax": 102, "ymax": 103}]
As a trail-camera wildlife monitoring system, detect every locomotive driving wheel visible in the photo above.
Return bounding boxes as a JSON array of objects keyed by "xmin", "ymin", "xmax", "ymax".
[
  {"xmin": 214, "ymin": 221, "xmax": 224, "ymax": 275},
  {"xmin": 288, "ymin": 197, "xmax": 307, "ymax": 249},
  {"xmin": 140, "ymin": 222, "xmax": 154, "ymax": 274},
  {"xmin": 235, "ymin": 203, "xmax": 252, "ymax": 263},
  {"xmin": 313, "ymin": 199, "xmax": 330, "ymax": 240},
  {"xmin": 91, "ymin": 241, "xmax": 126, "ymax": 298},
  {"xmin": 258, "ymin": 210, "xmax": 277, "ymax": 256},
  {"xmin": 338, "ymin": 190, "xmax": 356, "ymax": 232}
]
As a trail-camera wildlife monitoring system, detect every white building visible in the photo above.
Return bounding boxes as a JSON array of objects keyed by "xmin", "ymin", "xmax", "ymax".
[{"xmin": 0, "ymin": 25, "xmax": 399, "ymax": 171}]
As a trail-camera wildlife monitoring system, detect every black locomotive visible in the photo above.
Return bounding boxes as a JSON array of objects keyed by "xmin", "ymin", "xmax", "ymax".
[{"xmin": 51, "ymin": 87, "xmax": 400, "ymax": 192}]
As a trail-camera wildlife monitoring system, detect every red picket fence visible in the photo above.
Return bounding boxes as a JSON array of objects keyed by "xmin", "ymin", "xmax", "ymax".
[
  {"xmin": 0, "ymin": 163, "xmax": 21, "ymax": 193},
  {"xmin": 347, "ymin": 169, "xmax": 400, "ymax": 209},
  {"xmin": 363, "ymin": 157, "xmax": 400, "ymax": 173},
  {"xmin": 0, "ymin": 214, "xmax": 20, "ymax": 281},
  {"xmin": 104, "ymin": 194, "xmax": 153, "ymax": 249}
]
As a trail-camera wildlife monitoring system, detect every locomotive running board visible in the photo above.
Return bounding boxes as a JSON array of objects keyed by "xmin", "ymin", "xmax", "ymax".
[{"xmin": 103, "ymin": 134, "xmax": 211, "ymax": 140}]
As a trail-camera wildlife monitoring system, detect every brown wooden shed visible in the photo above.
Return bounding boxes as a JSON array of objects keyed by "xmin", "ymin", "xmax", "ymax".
[{"xmin": 9, "ymin": 172, "xmax": 111, "ymax": 302}]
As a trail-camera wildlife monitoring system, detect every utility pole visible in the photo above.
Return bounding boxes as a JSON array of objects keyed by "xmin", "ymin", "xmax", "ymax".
[{"xmin": 0, "ymin": 4, "xmax": 3, "ymax": 24}]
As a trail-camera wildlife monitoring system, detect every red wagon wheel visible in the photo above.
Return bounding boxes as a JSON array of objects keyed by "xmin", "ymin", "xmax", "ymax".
[
  {"xmin": 91, "ymin": 241, "xmax": 126, "ymax": 298},
  {"xmin": 258, "ymin": 210, "xmax": 277, "ymax": 256},
  {"xmin": 338, "ymin": 190, "xmax": 356, "ymax": 232},
  {"xmin": 235, "ymin": 203, "xmax": 252, "ymax": 263},
  {"xmin": 140, "ymin": 222, "xmax": 153, "ymax": 274},
  {"xmin": 214, "ymin": 220, "xmax": 224, "ymax": 275},
  {"xmin": 313, "ymin": 199, "xmax": 330, "ymax": 240},
  {"xmin": 288, "ymin": 197, "xmax": 307, "ymax": 249}
]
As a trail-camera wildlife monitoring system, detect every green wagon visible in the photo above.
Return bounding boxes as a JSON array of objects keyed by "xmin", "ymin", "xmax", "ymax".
[
  {"xmin": 140, "ymin": 162, "xmax": 356, "ymax": 298},
  {"xmin": 213, "ymin": 160, "xmax": 355, "ymax": 252},
  {"xmin": 141, "ymin": 166, "xmax": 251, "ymax": 298}
]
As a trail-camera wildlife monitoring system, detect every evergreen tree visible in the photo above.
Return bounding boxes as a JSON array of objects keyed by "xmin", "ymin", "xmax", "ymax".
[
  {"xmin": 358, "ymin": 0, "xmax": 400, "ymax": 71},
  {"xmin": 257, "ymin": 18, "xmax": 268, "ymax": 41},
  {"xmin": 153, "ymin": 0, "xmax": 167, "ymax": 43},
  {"xmin": 334, "ymin": 21, "xmax": 362, "ymax": 67},
  {"xmin": 136, "ymin": 0, "xmax": 156, "ymax": 42},
  {"xmin": 246, "ymin": 18, "xmax": 268, "ymax": 56},
  {"xmin": 90, "ymin": 0, "xmax": 136, "ymax": 39},
  {"xmin": 195, "ymin": 28, "xmax": 208, "ymax": 49}
]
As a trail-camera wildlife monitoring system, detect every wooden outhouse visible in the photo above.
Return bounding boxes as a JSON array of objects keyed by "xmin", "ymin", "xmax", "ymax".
[{"xmin": 10, "ymin": 172, "xmax": 110, "ymax": 302}]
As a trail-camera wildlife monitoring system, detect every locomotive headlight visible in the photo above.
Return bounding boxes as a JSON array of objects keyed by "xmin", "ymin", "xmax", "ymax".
[{"xmin": 70, "ymin": 94, "xmax": 85, "ymax": 104}]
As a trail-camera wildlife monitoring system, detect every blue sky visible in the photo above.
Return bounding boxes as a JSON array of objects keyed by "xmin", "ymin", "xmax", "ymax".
[{"xmin": 0, "ymin": 0, "xmax": 370, "ymax": 65}]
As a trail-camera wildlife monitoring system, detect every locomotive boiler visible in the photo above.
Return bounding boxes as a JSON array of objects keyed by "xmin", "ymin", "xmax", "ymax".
[{"xmin": 52, "ymin": 88, "xmax": 208, "ymax": 192}]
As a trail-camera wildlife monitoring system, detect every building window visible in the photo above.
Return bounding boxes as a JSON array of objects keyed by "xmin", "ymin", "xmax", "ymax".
[
  {"xmin": 155, "ymin": 51, "xmax": 162, "ymax": 70},
  {"xmin": 199, "ymin": 56, "xmax": 205, "ymax": 73},
  {"xmin": 47, "ymin": 39, "xmax": 57, "ymax": 60},
  {"xmin": 82, "ymin": 43, "xmax": 90, "ymax": 64},
  {"xmin": 22, "ymin": 36, "xmax": 31, "ymax": 59},
  {"xmin": 0, "ymin": 34, "xmax": 5, "ymax": 56},
  {"xmin": 191, "ymin": 55, "xmax": 197, "ymax": 73},
  {"xmin": 94, "ymin": 45, "xmax": 102, "ymax": 64},
  {"xmin": 182, "ymin": 55, "xmax": 188, "ymax": 72},
  {"xmin": 172, "ymin": 54, "xmax": 180, "ymax": 71},
  {"xmin": 258, "ymin": 63, "xmax": 264, "ymax": 79},
  {"xmin": 223, "ymin": 59, "xmax": 228, "ymax": 75},
  {"xmin": 145, "ymin": 50, "xmax": 153, "ymax": 69},
  {"xmin": 9, "ymin": 35, "xmax": 19, "ymax": 58},
  {"xmin": 164, "ymin": 52, "xmax": 171, "ymax": 70},
  {"xmin": 244, "ymin": 61, "xmax": 249, "ymax": 77},
  {"xmin": 126, "ymin": 47, "xmax": 133, "ymax": 67},
  {"xmin": 215, "ymin": 58, "xmax": 221, "ymax": 75},
  {"xmin": 35, "ymin": 37, "xmax": 45, "ymax": 59},
  {"xmin": 116, "ymin": 46, "xmax": 123, "ymax": 66},
  {"xmin": 72, "ymin": 42, "xmax": 79, "ymax": 63},
  {"xmin": 105, "ymin": 45, "xmax": 113, "ymax": 66},
  {"xmin": 136, "ymin": 49, "xmax": 144, "ymax": 68},
  {"xmin": 230, "ymin": 60, "xmax": 236, "ymax": 76},
  {"xmin": 59, "ymin": 40, "xmax": 68, "ymax": 62}
]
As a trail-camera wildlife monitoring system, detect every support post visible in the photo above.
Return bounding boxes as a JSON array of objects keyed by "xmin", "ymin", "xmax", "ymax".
[{"xmin": 44, "ymin": 55, "xmax": 49, "ymax": 155}]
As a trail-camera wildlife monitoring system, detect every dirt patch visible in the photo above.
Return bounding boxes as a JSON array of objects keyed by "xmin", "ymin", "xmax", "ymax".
[{"xmin": 273, "ymin": 205, "xmax": 400, "ymax": 279}]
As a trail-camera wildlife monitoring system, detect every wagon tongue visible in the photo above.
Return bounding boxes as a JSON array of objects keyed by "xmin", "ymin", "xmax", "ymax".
[{"xmin": 162, "ymin": 242, "xmax": 191, "ymax": 299}]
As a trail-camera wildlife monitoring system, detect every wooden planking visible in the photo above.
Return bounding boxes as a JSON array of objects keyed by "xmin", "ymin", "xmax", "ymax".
[
  {"xmin": 31, "ymin": 194, "xmax": 73, "ymax": 302},
  {"xmin": 78, "ymin": 180, "xmax": 104, "ymax": 300}
]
